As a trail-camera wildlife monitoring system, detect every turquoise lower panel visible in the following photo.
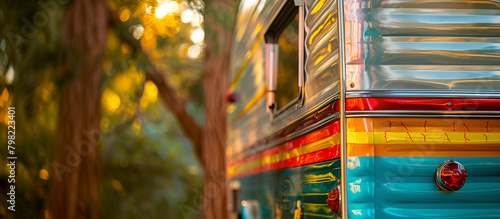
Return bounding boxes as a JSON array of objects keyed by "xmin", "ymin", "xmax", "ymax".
[
  {"xmin": 232, "ymin": 159, "xmax": 341, "ymax": 219},
  {"xmin": 346, "ymin": 156, "xmax": 500, "ymax": 218}
]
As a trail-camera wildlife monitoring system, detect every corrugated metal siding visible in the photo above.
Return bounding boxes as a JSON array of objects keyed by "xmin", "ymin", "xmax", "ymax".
[
  {"xmin": 345, "ymin": 0, "xmax": 500, "ymax": 92},
  {"xmin": 304, "ymin": 0, "xmax": 341, "ymax": 104},
  {"xmin": 229, "ymin": 0, "xmax": 342, "ymax": 157}
]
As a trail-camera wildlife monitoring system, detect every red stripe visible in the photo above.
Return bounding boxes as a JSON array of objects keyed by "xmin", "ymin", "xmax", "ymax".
[
  {"xmin": 346, "ymin": 98, "xmax": 500, "ymax": 111},
  {"xmin": 229, "ymin": 98, "xmax": 500, "ymax": 178},
  {"xmin": 228, "ymin": 121, "xmax": 340, "ymax": 168},
  {"xmin": 231, "ymin": 100, "xmax": 340, "ymax": 159},
  {"xmin": 230, "ymin": 145, "xmax": 340, "ymax": 178}
]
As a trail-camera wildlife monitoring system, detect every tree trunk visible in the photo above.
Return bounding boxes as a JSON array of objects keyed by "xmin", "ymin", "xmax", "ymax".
[
  {"xmin": 201, "ymin": 51, "xmax": 230, "ymax": 219},
  {"xmin": 113, "ymin": 0, "xmax": 235, "ymax": 217},
  {"xmin": 46, "ymin": 0, "xmax": 108, "ymax": 218},
  {"xmin": 201, "ymin": 0, "xmax": 234, "ymax": 215}
]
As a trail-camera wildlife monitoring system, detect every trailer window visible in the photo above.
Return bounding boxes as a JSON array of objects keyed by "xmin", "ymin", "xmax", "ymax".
[
  {"xmin": 275, "ymin": 14, "xmax": 299, "ymax": 110},
  {"xmin": 264, "ymin": 0, "xmax": 302, "ymax": 113}
]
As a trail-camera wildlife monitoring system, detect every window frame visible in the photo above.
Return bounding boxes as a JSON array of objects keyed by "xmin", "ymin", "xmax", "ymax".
[{"xmin": 264, "ymin": 0, "xmax": 305, "ymax": 118}]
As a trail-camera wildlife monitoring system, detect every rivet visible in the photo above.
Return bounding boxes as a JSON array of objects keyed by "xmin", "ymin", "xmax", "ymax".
[
  {"xmin": 447, "ymin": 102, "xmax": 452, "ymax": 106},
  {"xmin": 349, "ymin": 82, "xmax": 355, "ymax": 88}
]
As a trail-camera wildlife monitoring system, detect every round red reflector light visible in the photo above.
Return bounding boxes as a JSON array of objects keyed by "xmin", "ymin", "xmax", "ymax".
[
  {"xmin": 436, "ymin": 160, "xmax": 467, "ymax": 192},
  {"xmin": 326, "ymin": 182, "xmax": 341, "ymax": 215}
]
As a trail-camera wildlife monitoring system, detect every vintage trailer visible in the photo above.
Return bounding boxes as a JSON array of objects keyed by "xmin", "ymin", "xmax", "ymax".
[{"xmin": 227, "ymin": 0, "xmax": 500, "ymax": 218}]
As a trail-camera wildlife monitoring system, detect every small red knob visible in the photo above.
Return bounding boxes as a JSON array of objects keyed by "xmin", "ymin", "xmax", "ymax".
[{"xmin": 225, "ymin": 90, "xmax": 240, "ymax": 103}]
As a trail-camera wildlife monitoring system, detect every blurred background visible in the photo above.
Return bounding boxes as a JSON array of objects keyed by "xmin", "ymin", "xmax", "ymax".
[{"xmin": 0, "ymin": 0, "xmax": 234, "ymax": 218}]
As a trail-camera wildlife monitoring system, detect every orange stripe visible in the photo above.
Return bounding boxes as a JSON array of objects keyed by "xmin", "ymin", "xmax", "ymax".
[
  {"xmin": 346, "ymin": 143, "xmax": 374, "ymax": 157},
  {"xmin": 229, "ymin": 117, "xmax": 500, "ymax": 178},
  {"xmin": 347, "ymin": 118, "xmax": 500, "ymax": 157},
  {"xmin": 348, "ymin": 143, "xmax": 500, "ymax": 157},
  {"xmin": 230, "ymin": 145, "xmax": 340, "ymax": 178},
  {"xmin": 228, "ymin": 122, "xmax": 341, "ymax": 178}
]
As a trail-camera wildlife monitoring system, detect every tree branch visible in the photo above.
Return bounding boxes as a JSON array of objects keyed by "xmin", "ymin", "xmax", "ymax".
[
  {"xmin": 102, "ymin": 78, "xmax": 146, "ymax": 164},
  {"xmin": 146, "ymin": 65, "xmax": 203, "ymax": 158},
  {"xmin": 108, "ymin": 7, "xmax": 203, "ymax": 159}
]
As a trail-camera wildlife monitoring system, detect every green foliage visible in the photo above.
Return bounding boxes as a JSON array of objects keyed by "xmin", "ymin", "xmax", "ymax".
[
  {"xmin": 123, "ymin": 0, "xmax": 158, "ymax": 16},
  {"xmin": 0, "ymin": 1, "xmax": 62, "ymax": 217},
  {"xmin": 0, "ymin": 0, "xmax": 206, "ymax": 218},
  {"xmin": 101, "ymin": 101, "xmax": 202, "ymax": 219}
]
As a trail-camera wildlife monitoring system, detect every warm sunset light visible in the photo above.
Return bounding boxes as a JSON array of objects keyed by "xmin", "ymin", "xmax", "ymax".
[
  {"xmin": 190, "ymin": 27, "xmax": 204, "ymax": 44},
  {"xmin": 180, "ymin": 9, "xmax": 193, "ymax": 23},
  {"xmin": 187, "ymin": 44, "xmax": 201, "ymax": 59},
  {"xmin": 155, "ymin": 3, "xmax": 169, "ymax": 18},
  {"xmin": 7, "ymin": 0, "xmax": 497, "ymax": 218},
  {"xmin": 39, "ymin": 169, "xmax": 49, "ymax": 180},
  {"xmin": 155, "ymin": 1, "xmax": 180, "ymax": 18}
]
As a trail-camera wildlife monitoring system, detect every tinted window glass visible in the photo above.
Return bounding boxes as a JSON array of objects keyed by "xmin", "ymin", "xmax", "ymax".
[{"xmin": 275, "ymin": 13, "xmax": 299, "ymax": 110}]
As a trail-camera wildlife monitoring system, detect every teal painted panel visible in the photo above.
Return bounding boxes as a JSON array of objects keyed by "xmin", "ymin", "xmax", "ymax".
[
  {"xmin": 232, "ymin": 159, "xmax": 341, "ymax": 219},
  {"xmin": 346, "ymin": 156, "xmax": 500, "ymax": 218}
]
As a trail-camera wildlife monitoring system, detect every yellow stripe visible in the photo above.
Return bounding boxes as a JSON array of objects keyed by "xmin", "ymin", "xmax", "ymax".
[
  {"xmin": 231, "ymin": 87, "xmax": 267, "ymax": 124},
  {"xmin": 348, "ymin": 132, "xmax": 500, "ymax": 144},
  {"xmin": 346, "ymin": 117, "xmax": 500, "ymax": 157},
  {"xmin": 228, "ymin": 134, "xmax": 340, "ymax": 176},
  {"xmin": 230, "ymin": 118, "xmax": 500, "ymax": 177},
  {"xmin": 229, "ymin": 36, "xmax": 264, "ymax": 90}
]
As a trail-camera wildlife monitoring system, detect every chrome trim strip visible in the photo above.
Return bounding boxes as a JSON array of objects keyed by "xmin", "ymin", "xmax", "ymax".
[
  {"xmin": 298, "ymin": 5, "xmax": 304, "ymax": 88},
  {"xmin": 338, "ymin": 0, "xmax": 348, "ymax": 217},
  {"xmin": 347, "ymin": 110, "xmax": 500, "ymax": 118},
  {"xmin": 266, "ymin": 43, "xmax": 278, "ymax": 112},
  {"xmin": 271, "ymin": 94, "xmax": 340, "ymax": 134},
  {"xmin": 271, "ymin": 89, "xmax": 302, "ymax": 117},
  {"xmin": 347, "ymin": 90, "xmax": 500, "ymax": 99},
  {"xmin": 236, "ymin": 112, "xmax": 340, "ymax": 159}
]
